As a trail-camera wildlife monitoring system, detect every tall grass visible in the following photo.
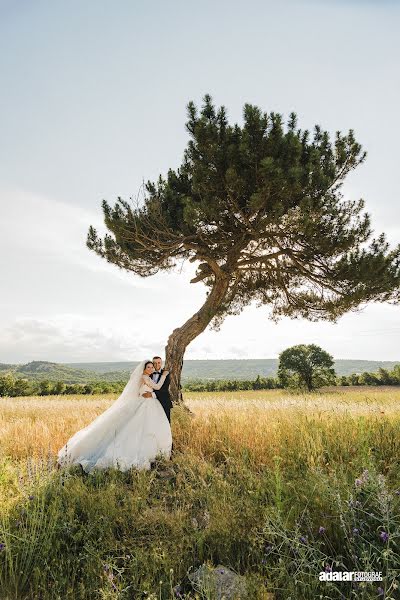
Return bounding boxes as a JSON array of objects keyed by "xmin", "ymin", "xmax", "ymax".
[{"xmin": 0, "ymin": 389, "xmax": 399, "ymax": 599}]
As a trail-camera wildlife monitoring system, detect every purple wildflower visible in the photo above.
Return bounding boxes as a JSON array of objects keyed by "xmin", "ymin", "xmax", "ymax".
[
  {"xmin": 325, "ymin": 564, "xmax": 332, "ymax": 572},
  {"xmin": 355, "ymin": 469, "xmax": 369, "ymax": 487},
  {"xmin": 0, "ymin": 543, "xmax": 5, "ymax": 551},
  {"xmin": 318, "ymin": 526, "xmax": 326, "ymax": 534},
  {"xmin": 377, "ymin": 587, "xmax": 384, "ymax": 596},
  {"xmin": 379, "ymin": 531, "xmax": 389, "ymax": 543},
  {"xmin": 353, "ymin": 528, "xmax": 359, "ymax": 535},
  {"xmin": 299, "ymin": 535, "xmax": 308, "ymax": 544},
  {"xmin": 28, "ymin": 495, "xmax": 34, "ymax": 501}
]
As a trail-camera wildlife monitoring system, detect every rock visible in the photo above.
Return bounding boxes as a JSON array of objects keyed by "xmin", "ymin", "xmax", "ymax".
[{"xmin": 188, "ymin": 563, "xmax": 248, "ymax": 599}]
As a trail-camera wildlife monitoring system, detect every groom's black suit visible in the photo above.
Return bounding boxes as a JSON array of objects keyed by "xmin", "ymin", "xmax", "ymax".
[{"xmin": 151, "ymin": 369, "xmax": 172, "ymax": 423}]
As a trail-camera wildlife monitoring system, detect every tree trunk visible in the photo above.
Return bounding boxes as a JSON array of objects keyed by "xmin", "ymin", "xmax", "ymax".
[{"xmin": 164, "ymin": 275, "xmax": 230, "ymax": 405}]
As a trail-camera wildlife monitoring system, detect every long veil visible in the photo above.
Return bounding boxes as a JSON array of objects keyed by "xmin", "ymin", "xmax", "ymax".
[{"xmin": 57, "ymin": 359, "xmax": 147, "ymax": 465}]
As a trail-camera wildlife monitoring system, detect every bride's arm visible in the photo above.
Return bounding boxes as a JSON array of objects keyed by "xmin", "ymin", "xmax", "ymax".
[{"xmin": 143, "ymin": 372, "xmax": 168, "ymax": 390}]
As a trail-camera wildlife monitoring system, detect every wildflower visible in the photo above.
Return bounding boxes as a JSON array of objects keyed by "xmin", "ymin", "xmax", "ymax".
[
  {"xmin": 355, "ymin": 469, "xmax": 369, "ymax": 487},
  {"xmin": 0, "ymin": 543, "xmax": 5, "ymax": 551},
  {"xmin": 377, "ymin": 587, "xmax": 384, "ymax": 596},
  {"xmin": 379, "ymin": 531, "xmax": 389, "ymax": 543},
  {"xmin": 28, "ymin": 495, "xmax": 34, "ymax": 501},
  {"xmin": 325, "ymin": 564, "xmax": 332, "ymax": 572},
  {"xmin": 299, "ymin": 536, "xmax": 308, "ymax": 544},
  {"xmin": 353, "ymin": 528, "xmax": 359, "ymax": 535},
  {"xmin": 395, "ymin": 490, "xmax": 400, "ymax": 496},
  {"xmin": 173, "ymin": 585, "xmax": 183, "ymax": 598},
  {"xmin": 265, "ymin": 545, "xmax": 273, "ymax": 554},
  {"xmin": 318, "ymin": 526, "xmax": 326, "ymax": 534}
]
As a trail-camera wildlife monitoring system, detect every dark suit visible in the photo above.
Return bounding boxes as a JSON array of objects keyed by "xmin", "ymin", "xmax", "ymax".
[{"xmin": 151, "ymin": 369, "xmax": 172, "ymax": 423}]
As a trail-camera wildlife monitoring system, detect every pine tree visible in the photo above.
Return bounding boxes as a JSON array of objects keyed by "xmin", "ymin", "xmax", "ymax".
[{"xmin": 87, "ymin": 94, "xmax": 400, "ymax": 403}]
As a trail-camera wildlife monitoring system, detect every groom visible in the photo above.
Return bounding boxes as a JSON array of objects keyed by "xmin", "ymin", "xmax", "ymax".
[{"xmin": 150, "ymin": 355, "xmax": 172, "ymax": 424}]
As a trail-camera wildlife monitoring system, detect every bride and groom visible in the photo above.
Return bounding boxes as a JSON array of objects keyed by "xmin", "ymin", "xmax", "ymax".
[{"xmin": 57, "ymin": 356, "xmax": 173, "ymax": 473}]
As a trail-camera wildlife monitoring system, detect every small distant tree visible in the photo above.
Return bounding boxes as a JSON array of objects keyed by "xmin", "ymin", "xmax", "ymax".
[
  {"xmin": 86, "ymin": 94, "xmax": 400, "ymax": 403},
  {"xmin": 53, "ymin": 381, "xmax": 66, "ymax": 395},
  {"xmin": 359, "ymin": 371, "xmax": 379, "ymax": 386},
  {"xmin": 391, "ymin": 364, "xmax": 400, "ymax": 384},
  {"xmin": 377, "ymin": 367, "xmax": 393, "ymax": 386},
  {"xmin": 348, "ymin": 373, "xmax": 361, "ymax": 386},
  {"xmin": 278, "ymin": 343, "xmax": 336, "ymax": 391},
  {"xmin": 0, "ymin": 373, "xmax": 15, "ymax": 397},
  {"xmin": 38, "ymin": 379, "xmax": 52, "ymax": 396},
  {"xmin": 13, "ymin": 378, "xmax": 31, "ymax": 397}
]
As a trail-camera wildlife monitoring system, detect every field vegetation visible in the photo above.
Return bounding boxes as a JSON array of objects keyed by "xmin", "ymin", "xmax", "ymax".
[{"xmin": 0, "ymin": 388, "xmax": 399, "ymax": 598}]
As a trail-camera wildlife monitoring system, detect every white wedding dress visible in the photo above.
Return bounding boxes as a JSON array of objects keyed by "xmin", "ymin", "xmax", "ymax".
[{"xmin": 57, "ymin": 360, "xmax": 172, "ymax": 473}]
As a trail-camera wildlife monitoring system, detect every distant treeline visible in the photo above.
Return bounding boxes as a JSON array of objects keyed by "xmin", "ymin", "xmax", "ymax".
[
  {"xmin": 0, "ymin": 374, "xmax": 126, "ymax": 397},
  {"xmin": 1, "ymin": 365, "xmax": 400, "ymax": 397},
  {"xmin": 183, "ymin": 375, "xmax": 280, "ymax": 392},
  {"xmin": 184, "ymin": 366, "xmax": 400, "ymax": 391}
]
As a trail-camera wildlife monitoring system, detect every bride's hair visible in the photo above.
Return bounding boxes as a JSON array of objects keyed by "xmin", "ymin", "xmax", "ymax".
[{"xmin": 143, "ymin": 360, "xmax": 153, "ymax": 371}]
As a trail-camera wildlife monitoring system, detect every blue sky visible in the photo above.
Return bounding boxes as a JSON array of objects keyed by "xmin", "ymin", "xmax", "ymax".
[{"xmin": 1, "ymin": 0, "xmax": 400, "ymax": 363}]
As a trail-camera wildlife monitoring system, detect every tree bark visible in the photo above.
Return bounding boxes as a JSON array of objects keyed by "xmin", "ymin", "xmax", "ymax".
[{"xmin": 164, "ymin": 275, "xmax": 230, "ymax": 405}]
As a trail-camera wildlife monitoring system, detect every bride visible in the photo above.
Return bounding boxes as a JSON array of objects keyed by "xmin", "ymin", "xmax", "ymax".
[{"xmin": 57, "ymin": 360, "xmax": 172, "ymax": 473}]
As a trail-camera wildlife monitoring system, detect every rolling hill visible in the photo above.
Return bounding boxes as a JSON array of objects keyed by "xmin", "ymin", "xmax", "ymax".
[{"xmin": 0, "ymin": 358, "xmax": 399, "ymax": 384}]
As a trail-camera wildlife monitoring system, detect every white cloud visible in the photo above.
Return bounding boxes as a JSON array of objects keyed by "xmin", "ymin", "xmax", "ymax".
[
  {"xmin": 0, "ymin": 315, "xmax": 165, "ymax": 363},
  {"xmin": 0, "ymin": 186, "xmax": 158, "ymax": 289}
]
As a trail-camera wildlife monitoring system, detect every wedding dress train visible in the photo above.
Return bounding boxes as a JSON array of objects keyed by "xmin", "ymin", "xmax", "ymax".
[{"xmin": 57, "ymin": 360, "xmax": 172, "ymax": 473}]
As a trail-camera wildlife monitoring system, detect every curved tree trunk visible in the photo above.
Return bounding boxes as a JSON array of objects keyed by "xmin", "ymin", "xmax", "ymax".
[{"xmin": 164, "ymin": 275, "xmax": 230, "ymax": 405}]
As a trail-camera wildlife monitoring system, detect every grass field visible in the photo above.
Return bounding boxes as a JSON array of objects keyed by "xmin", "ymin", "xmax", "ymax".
[{"xmin": 1, "ymin": 388, "xmax": 399, "ymax": 599}]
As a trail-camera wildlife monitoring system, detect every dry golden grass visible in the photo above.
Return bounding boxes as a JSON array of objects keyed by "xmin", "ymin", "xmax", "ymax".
[{"xmin": 1, "ymin": 388, "xmax": 400, "ymax": 468}]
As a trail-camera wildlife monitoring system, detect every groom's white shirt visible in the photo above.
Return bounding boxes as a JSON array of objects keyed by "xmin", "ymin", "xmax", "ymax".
[{"xmin": 152, "ymin": 370, "xmax": 162, "ymax": 383}]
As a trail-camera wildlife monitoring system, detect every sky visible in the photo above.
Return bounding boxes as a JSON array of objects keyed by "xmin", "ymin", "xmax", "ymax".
[{"xmin": 1, "ymin": 0, "xmax": 400, "ymax": 364}]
